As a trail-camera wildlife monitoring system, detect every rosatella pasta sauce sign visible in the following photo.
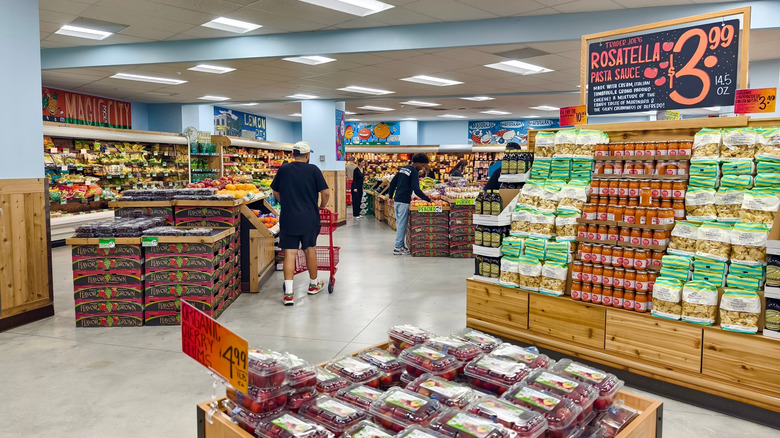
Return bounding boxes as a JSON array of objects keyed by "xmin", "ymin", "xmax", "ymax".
[{"xmin": 588, "ymin": 19, "xmax": 740, "ymax": 115}]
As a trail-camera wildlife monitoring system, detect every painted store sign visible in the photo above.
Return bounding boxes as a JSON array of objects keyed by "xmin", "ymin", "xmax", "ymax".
[{"xmin": 42, "ymin": 87, "xmax": 132, "ymax": 129}]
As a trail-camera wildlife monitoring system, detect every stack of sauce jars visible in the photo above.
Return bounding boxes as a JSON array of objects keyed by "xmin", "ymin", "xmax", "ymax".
[{"xmin": 585, "ymin": 178, "xmax": 685, "ymax": 222}]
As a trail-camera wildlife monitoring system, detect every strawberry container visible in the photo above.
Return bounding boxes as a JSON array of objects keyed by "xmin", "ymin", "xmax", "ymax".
[
  {"xmin": 549, "ymin": 360, "xmax": 623, "ymax": 411},
  {"xmin": 288, "ymin": 354, "xmax": 318, "ymax": 389},
  {"xmin": 462, "ymin": 355, "xmax": 531, "ymax": 396},
  {"xmin": 423, "ymin": 337, "xmax": 482, "ymax": 372},
  {"xmin": 522, "ymin": 370, "xmax": 598, "ymax": 425},
  {"xmin": 326, "ymin": 357, "xmax": 382, "ymax": 388},
  {"xmin": 405, "ymin": 374, "xmax": 476, "ymax": 409},
  {"xmin": 255, "ymin": 411, "xmax": 335, "ymax": 438},
  {"xmin": 388, "ymin": 324, "xmax": 433, "ymax": 352},
  {"xmin": 593, "ymin": 402, "xmax": 638, "ymax": 437},
  {"xmin": 465, "ymin": 395, "xmax": 547, "ymax": 438},
  {"xmin": 298, "ymin": 395, "xmax": 368, "ymax": 435},
  {"xmin": 335, "ymin": 384, "xmax": 385, "ymax": 411},
  {"xmin": 450, "ymin": 328, "xmax": 502, "ymax": 354},
  {"xmin": 222, "ymin": 399, "xmax": 283, "ymax": 435},
  {"xmin": 317, "ymin": 367, "xmax": 351, "ymax": 395},
  {"xmin": 369, "ymin": 387, "xmax": 445, "ymax": 432},
  {"xmin": 428, "ymin": 409, "xmax": 516, "ymax": 438},
  {"xmin": 226, "ymin": 383, "xmax": 291, "ymax": 414},
  {"xmin": 395, "ymin": 425, "xmax": 450, "ymax": 438},
  {"xmin": 501, "ymin": 384, "xmax": 582, "ymax": 438},
  {"xmin": 357, "ymin": 348, "xmax": 404, "ymax": 388},
  {"xmin": 400, "ymin": 371, "xmax": 415, "ymax": 387},
  {"xmin": 249, "ymin": 348, "xmax": 292, "ymax": 388},
  {"xmin": 342, "ymin": 421, "xmax": 396, "ymax": 438},
  {"xmin": 397, "ymin": 345, "xmax": 460, "ymax": 380},
  {"xmin": 288, "ymin": 387, "xmax": 320, "ymax": 412},
  {"xmin": 489, "ymin": 344, "xmax": 553, "ymax": 370}
]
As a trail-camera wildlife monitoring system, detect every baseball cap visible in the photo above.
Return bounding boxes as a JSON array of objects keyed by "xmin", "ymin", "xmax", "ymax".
[{"xmin": 293, "ymin": 141, "xmax": 312, "ymax": 155}]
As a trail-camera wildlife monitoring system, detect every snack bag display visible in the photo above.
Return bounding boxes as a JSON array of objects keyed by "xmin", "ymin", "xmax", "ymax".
[
  {"xmin": 757, "ymin": 127, "xmax": 780, "ymax": 160},
  {"xmin": 523, "ymin": 238, "xmax": 546, "ymax": 260},
  {"xmin": 730, "ymin": 222, "xmax": 769, "ymax": 265},
  {"xmin": 549, "ymin": 159, "xmax": 571, "ymax": 181},
  {"xmin": 539, "ymin": 262, "xmax": 567, "ymax": 296},
  {"xmin": 695, "ymin": 222, "xmax": 732, "ymax": 261},
  {"xmin": 685, "ymin": 188, "xmax": 717, "ymax": 221},
  {"xmin": 720, "ymin": 127, "xmax": 757, "ymax": 160},
  {"xmin": 668, "ymin": 221, "xmax": 700, "ymax": 256},
  {"xmin": 516, "ymin": 256, "xmax": 543, "ymax": 292},
  {"xmin": 530, "ymin": 160, "xmax": 551, "ymax": 181},
  {"xmin": 553, "ymin": 129, "xmax": 578, "ymax": 158},
  {"xmin": 714, "ymin": 189, "xmax": 744, "ymax": 223},
  {"xmin": 681, "ymin": 280, "xmax": 719, "ymax": 326},
  {"xmin": 536, "ymin": 184, "xmax": 561, "ymax": 213},
  {"xmin": 719, "ymin": 289, "xmax": 762, "ymax": 333},
  {"xmin": 650, "ymin": 277, "xmax": 684, "ymax": 320},
  {"xmin": 518, "ymin": 182, "xmax": 543, "ymax": 209},
  {"xmin": 544, "ymin": 240, "xmax": 571, "ymax": 265},
  {"xmin": 721, "ymin": 160, "xmax": 755, "ymax": 176},
  {"xmin": 740, "ymin": 189, "xmax": 780, "ymax": 226},
  {"xmin": 570, "ymin": 160, "xmax": 594, "ymax": 181},
  {"xmin": 534, "ymin": 131, "xmax": 556, "ymax": 159},
  {"xmin": 659, "ymin": 254, "xmax": 692, "ymax": 282},
  {"xmin": 555, "ymin": 210, "xmax": 578, "ymax": 242},
  {"xmin": 692, "ymin": 128, "xmax": 721, "ymax": 160},
  {"xmin": 726, "ymin": 274, "xmax": 762, "ymax": 291}
]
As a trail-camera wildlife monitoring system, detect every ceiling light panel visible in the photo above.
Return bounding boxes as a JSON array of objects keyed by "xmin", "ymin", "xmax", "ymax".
[
  {"xmin": 401, "ymin": 100, "xmax": 440, "ymax": 107},
  {"xmin": 401, "ymin": 75, "xmax": 463, "ymax": 87},
  {"xmin": 529, "ymin": 105, "xmax": 559, "ymax": 111},
  {"xmin": 55, "ymin": 25, "xmax": 112, "ymax": 40},
  {"xmin": 480, "ymin": 110, "xmax": 511, "ymax": 115},
  {"xmin": 287, "ymin": 94, "xmax": 318, "ymax": 99},
  {"xmin": 110, "ymin": 73, "xmax": 187, "ymax": 85},
  {"xmin": 187, "ymin": 64, "xmax": 236, "ymax": 74},
  {"xmin": 438, "ymin": 114, "xmax": 466, "ymax": 119},
  {"xmin": 460, "ymin": 96, "xmax": 494, "ymax": 102},
  {"xmin": 283, "ymin": 56, "xmax": 337, "ymax": 65},
  {"xmin": 358, "ymin": 105, "xmax": 394, "ymax": 111},
  {"xmin": 299, "ymin": 0, "xmax": 394, "ymax": 17},
  {"xmin": 484, "ymin": 60, "xmax": 553, "ymax": 75},
  {"xmin": 202, "ymin": 17, "xmax": 262, "ymax": 33},
  {"xmin": 289, "ymin": 113, "xmax": 302, "ymax": 117},
  {"xmin": 337, "ymin": 86, "xmax": 394, "ymax": 95},
  {"xmin": 198, "ymin": 95, "xmax": 231, "ymax": 101}
]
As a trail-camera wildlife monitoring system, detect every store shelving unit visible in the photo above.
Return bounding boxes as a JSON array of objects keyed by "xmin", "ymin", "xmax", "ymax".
[{"xmin": 211, "ymin": 136, "xmax": 292, "ymax": 184}]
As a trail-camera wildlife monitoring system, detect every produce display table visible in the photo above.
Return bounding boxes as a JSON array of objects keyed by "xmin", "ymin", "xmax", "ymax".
[
  {"xmin": 375, "ymin": 195, "xmax": 387, "ymax": 222},
  {"xmin": 109, "ymin": 200, "xmax": 175, "ymax": 225}
]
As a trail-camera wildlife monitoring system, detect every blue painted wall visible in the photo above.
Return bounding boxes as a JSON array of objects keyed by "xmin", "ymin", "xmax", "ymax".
[
  {"xmin": 131, "ymin": 102, "xmax": 149, "ymax": 131},
  {"xmin": 147, "ymin": 104, "xmax": 183, "ymax": 133},
  {"xmin": 419, "ymin": 120, "xmax": 468, "ymax": 145},
  {"xmin": 400, "ymin": 121, "xmax": 419, "ymax": 144},
  {"xmin": 266, "ymin": 117, "xmax": 297, "ymax": 143},
  {"xmin": 292, "ymin": 122, "xmax": 302, "ymax": 142}
]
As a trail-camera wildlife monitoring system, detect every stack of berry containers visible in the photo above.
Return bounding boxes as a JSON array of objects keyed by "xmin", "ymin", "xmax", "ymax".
[
  {"xmin": 592, "ymin": 402, "xmax": 638, "ymax": 436},
  {"xmin": 489, "ymin": 344, "xmax": 554, "ymax": 370},
  {"xmin": 342, "ymin": 421, "xmax": 396, "ymax": 438},
  {"xmin": 501, "ymin": 384, "xmax": 583, "ymax": 438},
  {"xmin": 450, "ymin": 328, "xmax": 503, "ymax": 353},
  {"xmin": 316, "ymin": 367, "xmax": 351, "ymax": 396},
  {"xmin": 398, "ymin": 345, "xmax": 460, "ymax": 380},
  {"xmin": 388, "ymin": 324, "xmax": 433, "ymax": 354},
  {"xmin": 287, "ymin": 354, "xmax": 320, "ymax": 412},
  {"xmin": 405, "ymin": 373, "xmax": 476, "ymax": 409},
  {"xmin": 357, "ymin": 348, "xmax": 404, "ymax": 388},
  {"xmin": 462, "ymin": 355, "xmax": 530, "ymax": 396},
  {"xmin": 289, "ymin": 387, "xmax": 320, "ymax": 413},
  {"xmin": 466, "ymin": 396, "xmax": 548, "ymax": 438},
  {"xmin": 222, "ymin": 399, "xmax": 268, "ymax": 434},
  {"xmin": 549, "ymin": 360, "xmax": 624, "ymax": 412},
  {"xmin": 227, "ymin": 349, "xmax": 292, "ymax": 416},
  {"xmin": 254, "ymin": 410, "xmax": 335, "ymax": 438},
  {"xmin": 368, "ymin": 387, "xmax": 445, "ymax": 432},
  {"xmin": 335, "ymin": 384, "xmax": 385, "ymax": 410},
  {"xmin": 326, "ymin": 357, "xmax": 382, "ymax": 388},
  {"xmin": 394, "ymin": 425, "xmax": 450, "ymax": 438},
  {"xmin": 521, "ymin": 369, "xmax": 599, "ymax": 426},
  {"xmin": 298, "ymin": 395, "xmax": 368, "ymax": 436},
  {"xmin": 422, "ymin": 336, "xmax": 482, "ymax": 374},
  {"xmin": 428, "ymin": 409, "xmax": 517, "ymax": 438},
  {"xmin": 226, "ymin": 384, "xmax": 290, "ymax": 415}
]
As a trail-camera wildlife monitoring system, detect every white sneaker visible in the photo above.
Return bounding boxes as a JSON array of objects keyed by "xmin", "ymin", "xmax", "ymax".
[{"xmin": 308, "ymin": 280, "xmax": 325, "ymax": 295}]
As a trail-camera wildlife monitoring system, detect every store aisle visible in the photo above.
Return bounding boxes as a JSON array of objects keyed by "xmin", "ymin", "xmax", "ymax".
[{"xmin": 0, "ymin": 218, "xmax": 776, "ymax": 437}]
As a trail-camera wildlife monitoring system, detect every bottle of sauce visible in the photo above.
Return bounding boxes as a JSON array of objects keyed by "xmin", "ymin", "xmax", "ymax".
[
  {"xmin": 594, "ymin": 161, "xmax": 605, "ymax": 175},
  {"xmin": 597, "ymin": 204, "xmax": 609, "ymax": 222},
  {"xmin": 587, "ymin": 224, "xmax": 598, "ymax": 240},
  {"xmin": 491, "ymin": 190, "xmax": 503, "ymax": 215},
  {"xmin": 612, "ymin": 143, "xmax": 624, "ymax": 157},
  {"xmin": 636, "ymin": 271, "xmax": 649, "ymax": 294},
  {"xmin": 608, "ymin": 180, "xmax": 619, "ymax": 197},
  {"xmin": 582, "ymin": 282, "xmax": 592, "ymax": 302},
  {"xmin": 580, "ymin": 243, "xmax": 592, "ymax": 261},
  {"xmin": 602, "ymin": 245, "xmax": 614, "ymax": 265},
  {"xmin": 596, "ymin": 144, "xmax": 609, "ymax": 157},
  {"xmin": 623, "ymin": 290, "xmax": 635, "ymax": 311},
  {"xmin": 641, "ymin": 229, "xmax": 653, "ymax": 246},
  {"xmin": 583, "ymin": 203, "xmax": 597, "ymax": 220},
  {"xmin": 474, "ymin": 191, "xmax": 484, "ymax": 214},
  {"xmin": 619, "ymin": 181, "xmax": 629, "ymax": 198},
  {"xmin": 593, "ymin": 265, "xmax": 604, "ymax": 285},
  {"xmin": 582, "ymin": 263, "xmax": 593, "ymax": 283},
  {"xmin": 592, "ymin": 244, "xmax": 603, "ymax": 265},
  {"xmin": 603, "ymin": 266, "xmax": 615, "ymax": 287},
  {"xmin": 634, "ymin": 142, "xmax": 645, "ymax": 157},
  {"xmin": 628, "ymin": 181, "xmax": 640, "ymax": 199},
  {"xmin": 573, "ymin": 261, "xmax": 583, "ymax": 281},
  {"xmin": 650, "ymin": 180, "xmax": 661, "ymax": 199},
  {"xmin": 623, "ymin": 206, "xmax": 637, "ymax": 224},
  {"xmin": 578, "ymin": 223, "xmax": 588, "ymax": 238},
  {"xmin": 613, "ymin": 161, "xmax": 624, "ymax": 175},
  {"xmin": 634, "ymin": 249, "xmax": 648, "ymax": 270},
  {"xmin": 653, "ymin": 230, "xmax": 669, "ymax": 247},
  {"xmin": 630, "ymin": 229, "xmax": 642, "ymax": 245},
  {"xmin": 571, "ymin": 281, "xmax": 582, "ymax": 301},
  {"xmin": 624, "ymin": 142, "xmax": 635, "ymax": 157},
  {"xmin": 672, "ymin": 200, "xmax": 686, "ymax": 221},
  {"xmin": 474, "ymin": 225, "xmax": 483, "ymax": 246},
  {"xmin": 603, "ymin": 286, "xmax": 614, "ymax": 306},
  {"xmin": 643, "ymin": 161, "xmax": 655, "ymax": 175},
  {"xmin": 644, "ymin": 207, "xmax": 657, "ymax": 225},
  {"xmin": 603, "ymin": 161, "xmax": 614, "ymax": 175},
  {"xmin": 652, "ymin": 250, "xmax": 664, "ymax": 269},
  {"xmin": 612, "ymin": 247, "xmax": 624, "ymax": 268},
  {"xmin": 619, "ymin": 227, "xmax": 631, "ymax": 243},
  {"xmin": 611, "ymin": 206, "xmax": 624, "ymax": 223},
  {"xmin": 665, "ymin": 162, "xmax": 678, "ymax": 176},
  {"xmin": 635, "ymin": 292, "xmax": 648, "ymax": 313},
  {"xmin": 656, "ymin": 141, "xmax": 669, "ymax": 156},
  {"xmin": 672, "ymin": 182, "xmax": 686, "ymax": 200},
  {"xmin": 592, "ymin": 284, "xmax": 603, "ymax": 305},
  {"xmin": 624, "ymin": 269, "xmax": 636, "ymax": 291},
  {"xmin": 657, "ymin": 208, "xmax": 674, "ymax": 225},
  {"xmin": 613, "ymin": 288, "xmax": 624, "ymax": 308},
  {"xmin": 597, "ymin": 225, "xmax": 609, "ymax": 241},
  {"xmin": 622, "ymin": 248, "xmax": 635, "ymax": 269},
  {"xmin": 640, "ymin": 186, "xmax": 653, "ymax": 206},
  {"xmin": 613, "ymin": 267, "xmax": 625, "ymax": 289}
]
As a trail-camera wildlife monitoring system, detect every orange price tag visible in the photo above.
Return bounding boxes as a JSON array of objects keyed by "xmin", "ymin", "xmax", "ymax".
[
  {"xmin": 734, "ymin": 88, "xmax": 777, "ymax": 114},
  {"xmin": 181, "ymin": 301, "xmax": 248, "ymax": 393},
  {"xmin": 559, "ymin": 105, "xmax": 587, "ymax": 127}
]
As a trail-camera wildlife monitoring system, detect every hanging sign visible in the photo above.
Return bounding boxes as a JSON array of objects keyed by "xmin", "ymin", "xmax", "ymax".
[
  {"xmin": 734, "ymin": 88, "xmax": 777, "ymax": 114},
  {"xmin": 559, "ymin": 106, "xmax": 587, "ymax": 127},
  {"xmin": 42, "ymin": 87, "xmax": 132, "ymax": 129}
]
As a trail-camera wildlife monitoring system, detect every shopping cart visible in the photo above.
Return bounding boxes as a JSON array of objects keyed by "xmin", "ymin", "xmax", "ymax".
[{"xmin": 291, "ymin": 208, "xmax": 339, "ymax": 293}]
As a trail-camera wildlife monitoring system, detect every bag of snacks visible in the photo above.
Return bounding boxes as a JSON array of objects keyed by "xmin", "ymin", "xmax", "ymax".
[
  {"xmin": 554, "ymin": 129, "xmax": 578, "ymax": 158},
  {"xmin": 555, "ymin": 210, "xmax": 578, "ymax": 242},
  {"xmin": 681, "ymin": 280, "xmax": 719, "ymax": 325},
  {"xmin": 715, "ymin": 189, "xmax": 744, "ymax": 223},
  {"xmin": 720, "ymin": 175, "xmax": 753, "ymax": 190},
  {"xmin": 757, "ymin": 127, "xmax": 780, "ymax": 160},
  {"xmin": 730, "ymin": 261, "xmax": 765, "ymax": 278},
  {"xmin": 539, "ymin": 261, "xmax": 568, "ymax": 296},
  {"xmin": 534, "ymin": 131, "xmax": 556, "ymax": 159},
  {"xmin": 757, "ymin": 156, "xmax": 780, "ymax": 174},
  {"xmin": 691, "ymin": 270, "xmax": 725, "ymax": 287},
  {"xmin": 545, "ymin": 240, "xmax": 572, "ymax": 264},
  {"xmin": 574, "ymin": 129, "xmax": 607, "ymax": 159},
  {"xmin": 754, "ymin": 173, "xmax": 780, "ymax": 189},
  {"xmin": 685, "ymin": 188, "xmax": 717, "ymax": 221},
  {"xmin": 726, "ymin": 274, "xmax": 762, "ymax": 291},
  {"xmin": 668, "ymin": 221, "xmax": 700, "ymax": 256},
  {"xmin": 570, "ymin": 160, "xmax": 594, "ymax": 180},
  {"xmin": 522, "ymin": 237, "xmax": 545, "ymax": 260},
  {"xmin": 510, "ymin": 206, "xmax": 532, "ymax": 237},
  {"xmin": 660, "ymin": 254, "xmax": 692, "ymax": 282},
  {"xmin": 530, "ymin": 160, "xmax": 551, "ymax": 180},
  {"xmin": 719, "ymin": 289, "xmax": 762, "ymax": 333},
  {"xmin": 696, "ymin": 221, "xmax": 732, "ymax": 261},
  {"xmin": 720, "ymin": 127, "xmax": 757, "ymax": 160},
  {"xmin": 721, "ymin": 160, "xmax": 755, "ymax": 176},
  {"xmin": 499, "ymin": 256, "xmax": 521, "ymax": 288},
  {"xmin": 549, "ymin": 159, "xmax": 572, "ymax": 181},
  {"xmin": 730, "ymin": 222, "xmax": 768, "ymax": 265},
  {"xmin": 689, "ymin": 160, "xmax": 720, "ymax": 189},
  {"xmin": 528, "ymin": 211, "xmax": 555, "ymax": 239},
  {"xmin": 517, "ymin": 181, "xmax": 542, "ymax": 208},
  {"xmin": 557, "ymin": 182, "xmax": 588, "ymax": 212},
  {"xmin": 740, "ymin": 189, "xmax": 780, "ymax": 226},
  {"xmin": 537, "ymin": 183, "xmax": 561, "ymax": 213},
  {"xmin": 692, "ymin": 128, "xmax": 721, "ymax": 160},
  {"xmin": 651, "ymin": 277, "xmax": 684, "ymax": 320},
  {"xmin": 501, "ymin": 236, "xmax": 524, "ymax": 258},
  {"xmin": 516, "ymin": 255, "xmax": 542, "ymax": 292}
]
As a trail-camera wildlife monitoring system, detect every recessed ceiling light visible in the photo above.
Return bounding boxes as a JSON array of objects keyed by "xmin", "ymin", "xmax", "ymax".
[
  {"xmin": 438, "ymin": 114, "xmax": 467, "ymax": 119},
  {"xmin": 344, "ymin": 111, "xmax": 356, "ymax": 115},
  {"xmin": 337, "ymin": 86, "xmax": 394, "ymax": 95},
  {"xmin": 401, "ymin": 75, "xmax": 463, "ymax": 87},
  {"xmin": 480, "ymin": 110, "xmax": 511, "ymax": 115},
  {"xmin": 401, "ymin": 100, "xmax": 440, "ymax": 107},
  {"xmin": 110, "ymin": 73, "xmax": 187, "ymax": 85},
  {"xmin": 287, "ymin": 94, "xmax": 319, "ymax": 99},
  {"xmin": 283, "ymin": 56, "xmax": 337, "ymax": 65},
  {"xmin": 202, "ymin": 17, "xmax": 262, "ymax": 33},
  {"xmin": 347, "ymin": 118, "xmax": 362, "ymax": 122},
  {"xmin": 198, "ymin": 95, "xmax": 231, "ymax": 101},
  {"xmin": 485, "ymin": 60, "xmax": 553, "ymax": 75},
  {"xmin": 299, "ymin": 0, "xmax": 394, "ymax": 17},
  {"xmin": 55, "ymin": 24, "xmax": 113, "ymax": 40},
  {"xmin": 460, "ymin": 96, "xmax": 495, "ymax": 102},
  {"xmin": 289, "ymin": 113, "xmax": 302, "ymax": 117},
  {"xmin": 187, "ymin": 64, "xmax": 236, "ymax": 74},
  {"xmin": 358, "ymin": 105, "xmax": 394, "ymax": 112},
  {"xmin": 529, "ymin": 105, "xmax": 559, "ymax": 111}
]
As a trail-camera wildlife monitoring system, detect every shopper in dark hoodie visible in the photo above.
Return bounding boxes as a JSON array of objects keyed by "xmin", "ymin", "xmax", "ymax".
[{"xmin": 387, "ymin": 153, "xmax": 432, "ymax": 255}]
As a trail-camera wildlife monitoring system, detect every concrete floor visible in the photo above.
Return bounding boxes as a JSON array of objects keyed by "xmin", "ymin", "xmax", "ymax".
[{"xmin": 0, "ymin": 217, "xmax": 778, "ymax": 437}]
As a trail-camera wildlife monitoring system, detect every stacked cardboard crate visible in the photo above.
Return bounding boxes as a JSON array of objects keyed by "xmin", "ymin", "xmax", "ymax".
[
  {"xmin": 448, "ymin": 201, "xmax": 475, "ymax": 258},
  {"xmin": 110, "ymin": 201, "xmax": 174, "ymax": 225},
  {"xmin": 174, "ymin": 199, "xmax": 241, "ymax": 228},
  {"xmin": 409, "ymin": 206, "xmax": 450, "ymax": 257}
]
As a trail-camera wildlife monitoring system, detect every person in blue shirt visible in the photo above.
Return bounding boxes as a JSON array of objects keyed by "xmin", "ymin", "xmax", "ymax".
[
  {"xmin": 387, "ymin": 153, "xmax": 432, "ymax": 255},
  {"xmin": 485, "ymin": 142, "xmax": 521, "ymax": 191}
]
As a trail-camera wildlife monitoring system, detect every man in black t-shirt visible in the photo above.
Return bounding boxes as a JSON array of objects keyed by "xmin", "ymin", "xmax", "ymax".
[
  {"xmin": 271, "ymin": 141, "xmax": 330, "ymax": 306},
  {"xmin": 387, "ymin": 153, "xmax": 431, "ymax": 255}
]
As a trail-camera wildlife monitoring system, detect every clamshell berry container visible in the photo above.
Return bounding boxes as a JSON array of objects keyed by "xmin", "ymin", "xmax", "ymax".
[
  {"xmin": 368, "ymin": 387, "xmax": 445, "ymax": 432},
  {"xmin": 422, "ymin": 337, "xmax": 482, "ymax": 372},
  {"xmin": 298, "ymin": 395, "xmax": 368, "ymax": 436},
  {"xmin": 226, "ymin": 384, "xmax": 291, "ymax": 414},
  {"xmin": 521, "ymin": 369, "xmax": 598, "ymax": 425},
  {"xmin": 316, "ymin": 367, "xmax": 351, "ymax": 395},
  {"xmin": 288, "ymin": 387, "xmax": 319, "ymax": 412},
  {"xmin": 254, "ymin": 411, "xmax": 335, "ymax": 438},
  {"xmin": 501, "ymin": 384, "xmax": 582, "ymax": 438},
  {"xmin": 388, "ymin": 324, "xmax": 433, "ymax": 353},
  {"xmin": 488, "ymin": 345, "xmax": 553, "ymax": 370},
  {"xmin": 249, "ymin": 348, "xmax": 292, "ymax": 388},
  {"xmin": 428, "ymin": 409, "xmax": 517, "ymax": 438},
  {"xmin": 357, "ymin": 348, "xmax": 404, "ymax": 389},
  {"xmin": 335, "ymin": 384, "xmax": 385, "ymax": 411},
  {"xmin": 397, "ymin": 345, "xmax": 460, "ymax": 380},
  {"xmin": 465, "ymin": 395, "xmax": 547, "ymax": 438},
  {"xmin": 450, "ymin": 328, "xmax": 503, "ymax": 353},
  {"xmin": 326, "ymin": 356, "xmax": 382, "ymax": 388},
  {"xmin": 342, "ymin": 421, "xmax": 396, "ymax": 438},
  {"xmin": 287, "ymin": 354, "xmax": 318, "ymax": 389},
  {"xmin": 462, "ymin": 355, "xmax": 531, "ymax": 396},
  {"xmin": 405, "ymin": 373, "xmax": 476, "ymax": 409},
  {"xmin": 548, "ymin": 360, "xmax": 623, "ymax": 411}
]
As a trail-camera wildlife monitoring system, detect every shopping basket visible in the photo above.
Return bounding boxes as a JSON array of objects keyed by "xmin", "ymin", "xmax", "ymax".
[{"xmin": 291, "ymin": 208, "xmax": 339, "ymax": 293}]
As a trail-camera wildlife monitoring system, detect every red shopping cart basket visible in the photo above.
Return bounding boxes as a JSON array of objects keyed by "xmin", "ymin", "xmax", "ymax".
[{"xmin": 291, "ymin": 208, "xmax": 339, "ymax": 293}]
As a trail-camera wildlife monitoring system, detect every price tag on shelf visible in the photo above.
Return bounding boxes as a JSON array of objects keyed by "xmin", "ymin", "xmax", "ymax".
[
  {"xmin": 61, "ymin": 165, "xmax": 68, "ymax": 172},
  {"xmin": 455, "ymin": 198, "xmax": 475, "ymax": 206},
  {"xmin": 734, "ymin": 88, "xmax": 777, "ymax": 114},
  {"xmin": 182, "ymin": 302, "xmax": 248, "ymax": 394},
  {"xmin": 49, "ymin": 147, "xmax": 57, "ymax": 154},
  {"xmin": 60, "ymin": 199, "xmax": 66, "ymax": 205},
  {"xmin": 63, "ymin": 148, "xmax": 69, "ymax": 154},
  {"xmin": 81, "ymin": 149, "xmax": 87, "ymax": 154},
  {"xmin": 559, "ymin": 105, "xmax": 587, "ymax": 127},
  {"xmin": 76, "ymin": 166, "xmax": 82, "ymax": 171},
  {"xmin": 98, "ymin": 238, "xmax": 115, "ymax": 249},
  {"xmin": 153, "ymin": 151, "xmax": 158, "ymax": 156},
  {"xmin": 417, "ymin": 205, "xmax": 443, "ymax": 213},
  {"xmin": 141, "ymin": 236, "xmax": 158, "ymax": 247}
]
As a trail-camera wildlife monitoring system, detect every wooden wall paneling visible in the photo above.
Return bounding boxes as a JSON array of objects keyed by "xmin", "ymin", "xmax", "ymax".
[
  {"xmin": 702, "ymin": 328, "xmax": 780, "ymax": 396},
  {"xmin": 466, "ymin": 279, "xmax": 529, "ymax": 331},
  {"xmin": 528, "ymin": 293, "xmax": 606, "ymax": 349}
]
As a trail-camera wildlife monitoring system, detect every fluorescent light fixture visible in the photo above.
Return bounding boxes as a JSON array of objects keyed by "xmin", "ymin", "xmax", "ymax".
[
  {"xmin": 480, "ymin": 110, "xmax": 511, "ymax": 115},
  {"xmin": 485, "ymin": 60, "xmax": 553, "ymax": 75},
  {"xmin": 529, "ymin": 105, "xmax": 559, "ymax": 111},
  {"xmin": 401, "ymin": 75, "xmax": 463, "ymax": 87},
  {"xmin": 525, "ymin": 115, "xmax": 540, "ymax": 118},
  {"xmin": 55, "ymin": 24, "xmax": 113, "ymax": 40},
  {"xmin": 337, "ymin": 86, "xmax": 394, "ymax": 95},
  {"xmin": 283, "ymin": 56, "xmax": 336, "ymax": 65},
  {"xmin": 345, "ymin": 111, "xmax": 356, "ymax": 115},
  {"xmin": 460, "ymin": 96, "xmax": 494, "ymax": 101},
  {"xmin": 299, "ymin": 0, "xmax": 394, "ymax": 17},
  {"xmin": 202, "ymin": 17, "xmax": 262, "ymax": 33},
  {"xmin": 346, "ymin": 118, "xmax": 362, "ymax": 122},
  {"xmin": 287, "ymin": 94, "xmax": 319, "ymax": 99},
  {"xmin": 438, "ymin": 114, "xmax": 467, "ymax": 119},
  {"xmin": 198, "ymin": 95, "xmax": 231, "ymax": 101},
  {"xmin": 401, "ymin": 100, "xmax": 440, "ymax": 107},
  {"xmin": 187, "ymin": 64, "xmax": 236, "ymax": 74},
  {"xmin": 358, "ymin": 105, "xmax": 394, "ymax": 112},
  {"xmin": 289, "ymin": 113, "xmax": 303, "ymax": 117},
  {"xmin": 239, "ymin": 103, "xmax": 259, "ymax": 106},
  {"xmin": 110, "ymin": 73, "xmax": 187, "ymax": 85},
  {"xmin": 401, "ymin": 118, "xmax": 418, "ymax": 121}
]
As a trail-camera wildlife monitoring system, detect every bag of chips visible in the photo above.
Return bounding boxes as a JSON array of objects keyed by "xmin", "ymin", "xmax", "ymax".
[
  {"xmin": 730, "ymin": 222, "xmax": 768, "ymax": 265},
  {"xmin": 720, "ymin": 175, "xmax": 753, "ymax": 190},
  {"xmin": 721, "ymin": 160, "xmax": 755, "ymax": 176},
  {"xmin": 692, "ymin": 128, "xmax": 721, "ymax": 160},
  {"xmin": 685, "ymin": 188, "xmax": 717, "ymax": 221},
  {"xmin": 499, "ymin": 256, "xmax": 521, "ymax": 288},
  {"xmin": 668, "ymin": 221, "xmax": 699, "ymax": 256},
  {"xmin": 574, "ymin": 129, "xmax": 607, "ymax": 159},
  {"xmin": 757, "ymin": 127, "xmax": 780, "ymax": 160},
  {"xmin": 651, "ymin": 277, "xmax": 684, "ymax": 320},
  {"xmin": 719, "ymin": 289, "xmax": 762, "ymax": 333},
  {"xmin": 720, "ymin": 127, "xmax": 757, "ymax": 160},
  {"xmin": 517, "ymin": 181, "xmax": 542, "ymax": 208},
  {"xmin": 544, "ymin": 240, "xmax": 571, "ymax": 264},
  {"xmin": 740, "ymin": 189, "xmax": 780, "ymax": 226},
  {"xmin": 557, "ymin": 181, "xmax": 589, "ymax": 212},
  {"xmin": 714, "ymin": 189, "xmax": 744, "ymax": 223},
  {"xmin": 517, "ymin": 255, "xmax": 543, "ymax": 292},
  {"xmin": 528, "ymin": 211, "xmax": 555, "ymax": 239},
  {"xmin": 555, "ymin": 209, "xmax": 578, "ymax": 242},
  {"xmin": 523, "ymin": 237, "xmax": 546, "ymax": 260},
  {"xmin": 539, "ymin": 261, "xmax": 568, "ymax": 296},
  {"xmin": 536, "ymin": 183, "xmax": 561, "ymax": 213},
  {"xmin": 553, "ymin": 129, "xmax": 578, "ymax": 158},
  {"xmin": 534, "ymin": 131, "xmax": 556, "ymax": 159},
  {"xmin": 754, "ymin": 173, "xmax": 780, "ymax": 189},
  {"xmin": 510, "ymin": 206, "xmax": 532, "ymax": 237},
  {"xmin": 681, "ymin": 280, "xmax": 719, "ymax": 325},
  {"xmin": 696, "ymin": 221, "xmax": 732, "ymax": 261}
]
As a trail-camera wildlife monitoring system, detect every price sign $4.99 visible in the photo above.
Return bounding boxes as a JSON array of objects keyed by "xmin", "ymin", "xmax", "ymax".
[{"xmin": 181, "ymin": 301, "xmax": 249, "ymax": 393}]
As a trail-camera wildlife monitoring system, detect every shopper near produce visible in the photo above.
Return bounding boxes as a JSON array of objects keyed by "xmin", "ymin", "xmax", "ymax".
[
  {"xmin": 387, "ymin": 153, "xmax": 432, "ymax": 255},
  {"xmin": 484, "ymin": 142, "xmax": 521, "ymax": 191},
  {"xmin": 345, "ymin": 156, "xmax": 358, "ymax": 180},
  {"xmin": 351, "ymin": 158, "xmax": 365, "ymax": 219},
  {"xmin": 271, "ymin": 141, "xmax": 331, "ymax": 306},
  {"xmin": 450, "ymin": 160, "xmax": 467, "ymax": 178}
]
